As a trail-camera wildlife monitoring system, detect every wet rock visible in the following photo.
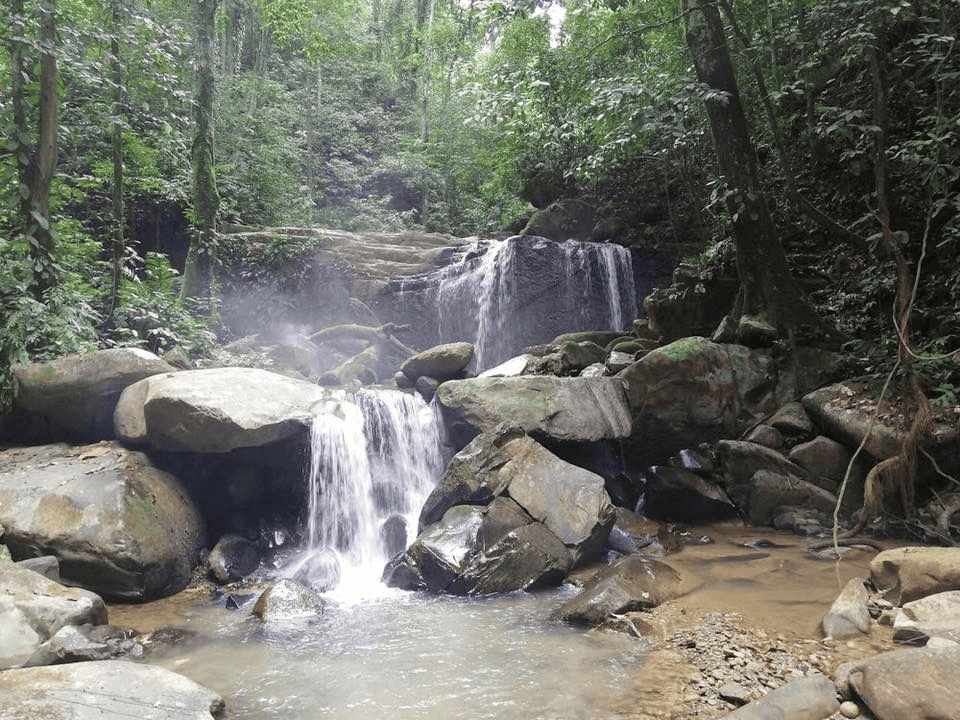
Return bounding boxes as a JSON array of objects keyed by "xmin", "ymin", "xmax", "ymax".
[
  {"xmin": 27, "ymin": 623, "xmax": 142, "ymax": 666},
  {"xmin": 252, "ymin": 579, "xmax": 327, "ymax": 620},
  {"xmin": 10, "ymin": 348, "xmax": 176, "ymax": 443},
  {"xmin": 401, "ymin": 342, "xmax": 474, "ymax": 382},
  {"xmin": 553, "ymin": 554, "xmax": 681, "ymax": 626},
  {"xmin": 822, "ymin": 577, "xmax": 871, "ymax": 639},
  {"xmin": 642, "ymin": 465, "xmax": 737, "ymax": 523},
  {"xmin": 415, "ymin": 375, "xmax": 440, "ymax": 402},
  {"xmin": 892, "ymin": 591, "xmax": 960, "ymax": 646},
  {"xmin": 479, "ymin": 354, "xmax": 532, "ymax": 378},
  {"xmin": 607, "ymin": 508, "xmax": 675, "ymax": 556},
  {"xmin": 870, "ymin": 547, "xmax": 960, "ymax": 605},
  {"xmin": 0, "ymin": 565, "xmax": 107, "ymax": 669},
  {"xmin": 748, "ymin": 470, "xmax": 839, "ymax": 527},
  {"xmin": 380, "ymin": 515, "xmax": 407, "ymax": 558},
  {"xmin": 0, "ymin": 659, "xmax": 225, "ymax": 719},
  {"xmin": 0, "ymin": 442, "xmax": 205, "ymax": 601},
  {"xmin": 289, "ymin": 547, "xmax": 341, "ymax": 593},
  {"xmin": 207, "ymin": 534, "xmax": 260, "ymax": 584},
  {"xmin": 721, "ymin": 675, "xmax": 838, "ymax": 720},
  {"xmin": 716, "ymin": 440, "xmax": 812, "ymax": 510},
  {"xmin": 114, "ymin": 367, "xmax": 337, "ymax": 453},
  {"xmin": 673, "ymin": 445, "xmax": 717, "ymax": 474},
  {"xmin": 436, "ymin": 375, "xmax": 632, "ymax": 449},
  {"xmin": 395, "ymin": 499, "xmax": 572, "ymax": 595},
  {"xmin": 838, "ymin": 646, "xmax": 960, "ymax": 720}
]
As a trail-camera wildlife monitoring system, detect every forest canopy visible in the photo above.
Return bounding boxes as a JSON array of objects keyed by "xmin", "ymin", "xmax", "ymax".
[{"xmin": 1, "ymin": 0, "xmax": 958, "ymax": 410}]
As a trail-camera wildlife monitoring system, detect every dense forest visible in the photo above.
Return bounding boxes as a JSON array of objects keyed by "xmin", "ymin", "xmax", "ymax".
[{"xmin": 1, "ymin": 0, "xmax": 958, "ymax": 411}]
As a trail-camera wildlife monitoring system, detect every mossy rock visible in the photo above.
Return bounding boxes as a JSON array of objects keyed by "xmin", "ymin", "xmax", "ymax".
[{"xmin": 611, "ymin": 341, "xmax": 643, "ymax": 355}]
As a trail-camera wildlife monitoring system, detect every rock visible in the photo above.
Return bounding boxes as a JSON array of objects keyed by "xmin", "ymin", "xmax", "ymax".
[
  {"xmin": 789, "ymin": 436, "xmax": 855, "ymax": 492},
  {"xmin": 769, "ymin": 402, "xmax": 815, "ymax": 436},
  {"xmin": 892, "ymin": 590, "xmax": 960, "ymax": 646},
  {"xmin": 641, "ymin": 465, "xmax": 737, "ymax": 523},
  {"xmin": 618, "ymin": 338, "xmax": 792, "ymax": 440},
  {"xmin": 553, "ymin": 331, "xmax": 629, "ymax": 348},
  {"xmin": 747, "ymin": 470, "xmax": 839, "ymax": 526},
  {"xmin": 558, "ymin": 341, "xmax": 607, "ymax": 373},
  {"xmin": 0, "ymin": 442, "xmax": 205, "ymax": 601},
  {"xmin": 394, "ymin": 499, "xmax": 572, "ymax": 595},
  {"xmin": 553, "ymin": 555, "xmax": 681, "ymax": 626},
  {"xmin": 744, "ymin": 423, "xmax": 785, "ymax": 449},
  {"xmin": 870, "ymin": 547, "xmax": 960, "ymax": 605},
  {"xmin": 736, "ymin": 315, "xmax": 778, "ymax": 347},
  {"xmin": 840, "ymin": 701, "xmax": 861, "ymax": 718},
  {"xmin": 822, "ymin": 577, "xmax": 871, "ymax": 639},
  {"xmin": 605, "ymin": 350, "xmax": 636, "ymax": 374},
  {"xmin": 0, "ymin": 659, "xmax": 225, "ymax": 719},
  {"xmin": 415, "ymin": 375, "xmax": 441, "ymax": 402},
  {"xmin": 114, "ymin": 367, "xmax": 338, "ymax": 453},
  {"xmin": 479, "ymin": 354, "xmax": 532, "ymax": 378},
  {"xmin": 289, "ymin": 547, "xmax": 341, "ymax": 593},
  {"xmin": 27, "ymin": 623, "xmax": 142, "ymax": 666},
  {"xmin": 394, "ymin": 370, "xmax": 414, "ymax": 389},
  {"xmin": 252, "ymin": 579, "xmax": 327, "ymax": 620},
  {"xmin": 207, "ymin": 534, "xmax": 260, "ymax": 584},
  {"xmin": 380, "ymin": 515, "xmax": 407, "ymax": 558},
  {"xmin": 0, "ymin": 565, "xmax": 107, "ymax": 669},
  {"xmin": 720, "ymin": 675, "xmax": 838, "ymax": 720},
  {"xmin": 10, "ymin": 348, "xmax": 177, "ymax": 442},
  {"xmin": 718, "ymin": 682, "xmax": 752, "ymax": 705},
  {"xmin": 674, "ymin": 446, "xmax": 717, "ymax": 473},
  {"xmin": 580, "ymin": 362, "xmax": 608, "ymax": 378},
  {"xmin": 401, "ymin": 341, "xmax": 474, "ymax": 381},
  {"xmin": 803, "ymin": 381, "xmax": 960, "ymax": 471},
  {"xmin": 521, "ymin": 198, "xmax": 596, "ymax": 243},
  {"xmin": 716, "ymin": 440, "xmax": 812, "ymax": 510},
  {"xmin": 436, "ymin": 375, "xmax": 632, "ymax": 449},
  {"xmin": 607, "ymin": 508, "xmax": 679, "ymax": 556},
  {"xmin": 643, "ymin": 264, "xmax": 740, "ymax": 341},
  {"xmin": 13, "ymin": 555, "xmax": 60, "ymax": 582},
  {"xmin": 839, "ymin": 646, "xmax": 960, "ymax": 720}
]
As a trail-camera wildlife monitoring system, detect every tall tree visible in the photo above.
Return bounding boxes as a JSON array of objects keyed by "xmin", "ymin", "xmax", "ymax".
[
  {"xmin": 683, "ymin": 0, "xmax": 820, "ymax": 342},
  {"xmin": 180, "ymin": 0, "xmax": 221, "ymax": 303},
  {"xmin": 105, "ymin": 0, "xmax": 126, "ymax": 326}
]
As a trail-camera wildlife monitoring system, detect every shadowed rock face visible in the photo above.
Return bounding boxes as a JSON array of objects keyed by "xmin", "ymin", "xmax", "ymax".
[{"xmin": 0, "ymin": 442, "xmax": 205, "ymax": 601}]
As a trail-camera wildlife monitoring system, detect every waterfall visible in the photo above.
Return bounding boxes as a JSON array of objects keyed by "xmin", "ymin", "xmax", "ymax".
[
  {"xmin": 386, "ymin": 235, "xmax": 638, "ymax": 371},
  {"xmin": 285, "ymin": 389, "xmax": 445, "ymax": 598}
]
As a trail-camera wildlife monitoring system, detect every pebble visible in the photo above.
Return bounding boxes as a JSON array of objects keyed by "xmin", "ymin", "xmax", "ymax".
[{"xmin": 839, "ymin": 700, "xmax": 860, "ymax": 718}]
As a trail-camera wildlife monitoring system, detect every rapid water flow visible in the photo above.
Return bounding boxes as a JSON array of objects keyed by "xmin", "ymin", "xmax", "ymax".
[{"xmin": 284, "ymin": 389, "xmax": 445, "ymax": 601}]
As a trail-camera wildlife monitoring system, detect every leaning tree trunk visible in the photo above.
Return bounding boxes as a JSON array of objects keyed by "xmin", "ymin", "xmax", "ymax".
[
  {"xmin": 683, "ymin": 0, "xmax": 819, "ymax": 341},
  {"xmin": 181, "ymin": 0, "xmax": 221, "ymax": 305}
]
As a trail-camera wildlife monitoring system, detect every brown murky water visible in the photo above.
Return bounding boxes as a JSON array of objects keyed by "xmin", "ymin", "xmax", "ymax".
[{"xmin": 109, "ymin": 524, "xmax": 903, "ymax": 720}]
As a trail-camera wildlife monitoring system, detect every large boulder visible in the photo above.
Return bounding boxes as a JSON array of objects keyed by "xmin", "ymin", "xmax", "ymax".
[
  {"xmin": 893, "ymin": 591, "xmax": 960, "ymax": 646},
  {"xmin": 114, "ymin": 367, "xmax": 338, "ymax": 453},
  {"xmin": 0, "ymin": 565, "xmax": 107, "ymax": 669},
  {"xmin": 721, "ymin": 675, "xmax": 839, "ymax": 720},
  {"xmin": 870, "ymin": 547, "xmax": 960, "ymax": 605},
  {"xmin": 0, "ymin": 442, "xmax": 205, "ymax": 601},
  {"xmin": 0, "ymin": 660, "xmax": 226, "ymax": 719},
  {"xmin": 9, "ymin": 348, "xmax": 177, "ymax": 442},
  {"xmin": 401, "ymin": 342, "xmax": 474, "ymax": 381},
  {"xmin": 553, "ymin": 554, "xmax": 682, "ymax": 626},
  {"xmin": 418, "ymin": 426, "xmax": 615, "ymax": 566},
  {"xmin": 837, "ymin": 647, "xmax": 960, "ymax": 720},
  {"xmin": 436, "ymin": 375, "xmax": 632, "ymax": 449},
  {"xmin": 387, "ymin": 499, "xmax": 572, "ymax": 595}
]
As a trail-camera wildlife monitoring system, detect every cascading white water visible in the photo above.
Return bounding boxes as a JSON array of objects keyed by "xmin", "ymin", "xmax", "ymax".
[
  {"xmin": 391, "ymin": 236, "xmax": 638, "ymax": 371},
  {"xmin": 285, "ymin": 388, "xmax": 445, "ymax": 599}
]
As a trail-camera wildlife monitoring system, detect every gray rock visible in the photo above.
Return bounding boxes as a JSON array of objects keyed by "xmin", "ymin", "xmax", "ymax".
[
  {"xmin": 380, "ymin": 515, "xmax": 407, "ymax": 558},
  {"xmin": 720, "ymin": 675, "xmax": 838, "ymax": 720},
  {"xmin": 716, "ymin": 440, "xmax": 813, "ymax": 511},
  {"xmin": 748, "ymin": 469, "xmax": 839, "ymax": 526},
  {"xmin": 207, "ymin": 534, "xmax": 259, "ymax": 584},
  {"xmin": 415, "ymin": 375, "xmax": 440, "ymax": 402},
  {"xmin": 605, "ymin": 350, "xmax": 636, "ymax": 374},
  {"xmin": 27, "ymin": 623, "xmax": 142, "ymax": 666},
  {"xmin": 0, "ymin": 442, "xmax": 205, "ymax": 601},
  {"xmin": 744, "ymin": 423, "xmax": 785, "ymax": 449},
  {"xmin": 579, "ymin": 362, "xmax": 608, "ymax": 378},
  {"xmin": 822, "ymin": 577, "xmax": 871, "ymax": 639},
  {"xmin": 870, "ymin": 547, "xmax": 960, "ymax": 605},
  {"xmin": 643, "ymin": 465, "xmax": 737, "ymax": 523},
  {"xmin": 892, "ymin": 590, "xmax": 960, "ymax": 646},
  {"xmin": 289, "ymin": 547, "xmax": 341, "ymax": 593},
  {"xmin": 618, "ymin": 338, "xmax": 792, "ymax": 440},
  {"xmin": 839, "ymin": 646, "xmax": 960, "ymax": 720},
  {"xmin": 114, "ymin": 367, "xmax": 338, "ymax": 453},
  {"xmin": 436, "ymin": 375, "xmax": 632, "ymax": 449},
  {"xmin": 558, "ymin": 340, "xmax": 607, "ymax": 373},
  {"xmin": 478, "ymin": 354, "xmax": 532, "ymax": 378},
  {"xmin": 252, "ymin": 579, "xmax": 327, "ymax": 620},
  {"xmin": 12, "ymin": 348, "xmax": 176, "ymax": 442},
  {"xmin": 768, "ymin": 401, "xmax": 814, "ymax": 436},
  {"xmin": 553, "ymin": 554, "xmax": 681, "ymax": 626},
  {"xmin": 0, "ymin": 566, "xmax": 107, "ymax": 669},
  {"xmin": 401, "ymin": 341, "xmax": 474, "ymax": 381},
  {"xmin": 718, "ymin": 682, "xmax": 752, "ymax": 705},
  {"xmin": 607, "ymin": 508, "xmax": 677, "ymax": 556},
  {"xmin": 0, "ymin": 659, "xmax": 225, "ymax": 719},
  {"xmin": 14, "ymin": 555, "xmax": 60, "ymax": 582}
]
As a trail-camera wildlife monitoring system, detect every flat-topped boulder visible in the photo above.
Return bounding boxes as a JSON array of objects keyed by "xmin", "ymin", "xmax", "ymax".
[
  {"xmin": 0, "ymin": 660, "xmax": 225, "ymax": 719},
  {"xmin": 401, "ymin": 341, "xmax": 474, "ymax": 381},
  {"xmin": 0, "ymin": 442, "xmax": 205, "ymax": 601},
  {"xmin": 436, "ymin": 375, "xmax": 632, "ymax": 449},
  {"xmin": 114, "ymin": 367, "xmax": 339, "ymax": 453},
  {"xmin": 10, "ymin": 348, "xmax": 177, "ymax": 442}
]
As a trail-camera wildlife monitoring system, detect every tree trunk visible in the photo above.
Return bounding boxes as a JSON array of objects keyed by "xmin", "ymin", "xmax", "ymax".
[
  {"xmin": 181, "ymin": 0, "xmax": 221, "ymax": 304},
  {"xmin": 106, "ymin": 0, "xmax": 126, "ymax": 326},
  {"xmin": 683, "ymin": 0, "xmax": 820, "ymax": 341}
]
